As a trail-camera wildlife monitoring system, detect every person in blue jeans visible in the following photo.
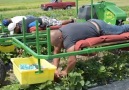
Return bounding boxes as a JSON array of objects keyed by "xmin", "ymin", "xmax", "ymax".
[
  {"xmin": 89, "ymin": 19, "xmax": 129, "ymax": 35},
  {"xmin": 50, "ymin": 19, "xmax": 129, "ymax": 79}
]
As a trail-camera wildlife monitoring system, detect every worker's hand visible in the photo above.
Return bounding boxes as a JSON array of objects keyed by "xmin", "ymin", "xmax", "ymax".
[
  {"xmin": 60, "ymin": 70, "xmax": 68, "ymax": 78},
  {"xmin": 54, "ymin": 70, "xmax": 61, "ymax": 82},
  {"xmin": 54, "ymin": 70, "xmax": 60, "ymax": 78}
]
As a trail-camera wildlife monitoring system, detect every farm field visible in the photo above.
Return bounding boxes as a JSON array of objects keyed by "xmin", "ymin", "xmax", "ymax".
[
  {"xmin": 0, "ymin": 0, "xmax": 129, "ymax": 19},
  {"xmin": 0, "ymin": 0, "xmax": 129, "ymax": 90}
]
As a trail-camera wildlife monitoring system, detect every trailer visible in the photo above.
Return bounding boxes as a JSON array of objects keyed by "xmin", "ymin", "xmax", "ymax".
[{"xmin": 0, "ymin": 0, "xmax": 129, "ymax": 85}]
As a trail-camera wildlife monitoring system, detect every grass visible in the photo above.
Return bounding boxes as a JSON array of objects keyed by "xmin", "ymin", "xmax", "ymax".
[
  {"xmin": 0, "ymin": 0, "xmax": 129, "ymax": 19},
  {"xmin": 0, "ymin": 0, "xmax": 76, "ymax": 18},
  {"xmin": 0, "ymin": 0, "xmax": 129, "ymax": 18}
]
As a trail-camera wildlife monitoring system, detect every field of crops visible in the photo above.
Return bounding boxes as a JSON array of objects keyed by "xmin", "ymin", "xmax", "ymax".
[
  {"xmin": 0, "ymin": 0, "xmax": 129, "ymax": 19},
  {"xmin": 0, "ymin": 0, "xmax": 129, "ymax": 90}
]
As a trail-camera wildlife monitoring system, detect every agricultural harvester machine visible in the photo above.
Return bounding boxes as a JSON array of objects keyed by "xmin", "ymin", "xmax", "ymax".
[
  {"xmin": 0, "ymin": 0, "xmax": 128, "ymax": 85},
  {"xmin": 77, "ymin": 0, "xmax": 127, "ymax": 25}
]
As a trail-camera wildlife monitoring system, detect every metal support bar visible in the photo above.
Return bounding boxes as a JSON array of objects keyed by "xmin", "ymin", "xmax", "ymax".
[
  {"xmin": 36, "ymin": 20, "xmax": 40, "ymax": 55},
  {"xmin": 12, "ymin": 36, "xmax": 129, "ymax": 59},
  {"xmin": 76, "ymin": 0, "xmax": 78, "ymax": 17},
  {"xmin": 22, "ymin": 18, "xmax": 26, "ymax": 44},
  {"xmin": 1, "ymin": 15, "xmax": 4, "ymax": 33},
  {"xmin": 36, "ymin": 20, "xmax": 43, "ymax": 73},
  {"xmin": 91, "ymin": 0, "xmax": 93, "ymax": 19},
  {"xmin": 47, "ymin": 27, "xmax": 52, "ymax": 56}
]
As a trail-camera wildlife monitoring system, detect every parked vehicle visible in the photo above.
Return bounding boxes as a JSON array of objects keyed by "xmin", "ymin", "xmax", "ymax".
[
  {"xmin": 77, "ymin": 1, "xmax": 127, "ymax": 25},
  {"xmin": 41, "ymin": 0, "xmax": 76, "ymax": 11}
]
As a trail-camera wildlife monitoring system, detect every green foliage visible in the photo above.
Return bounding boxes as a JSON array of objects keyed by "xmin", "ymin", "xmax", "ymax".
[
  {"xmin": 121, "ymin": 6, "xmax": 129, "ymax": 17},
  {"xmin": 1, "ymin": 84, "xmax": 20, "ymax": 90},
  {"xmin": 2, "ymin": 51, "xmax": 129, "ymax": 90},
  {"xmin": 0, "ymin": 51, "xmax": 18, "ymax": 64},
  {"xmin": 75, "ymin": 51, "xmax": 129, "ymax": 87},
  {"xmin": 13, "ymin": 70, "xmax": 85, "ymax": 90}
]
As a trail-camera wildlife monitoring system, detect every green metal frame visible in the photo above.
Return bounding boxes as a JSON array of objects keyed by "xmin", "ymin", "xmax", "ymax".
[
  {"xmin": 0, "ymin": 18, "xmax": 129, "ymax": 74},
  {"xmin": 75, "ymin": 0, "xmax": 127, "ymax": 25},
  {"xmin": 0, "ymin": 0, "xmax": 128, "ymax": 74}
]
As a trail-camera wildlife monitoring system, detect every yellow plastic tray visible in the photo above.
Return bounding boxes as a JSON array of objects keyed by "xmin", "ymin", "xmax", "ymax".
[
  {"xmin": 0, "ymin": 45, "xmax": 15, "ymax": 52},
  {"xmin": 11, "ymin": 56, "xmax": 56, "ymax": 85}
]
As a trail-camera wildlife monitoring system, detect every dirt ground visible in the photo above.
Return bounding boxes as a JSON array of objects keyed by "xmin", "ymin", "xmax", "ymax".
[{"xmin": 2, "ymin": 64, "xmax": 17, "ymax": 86}]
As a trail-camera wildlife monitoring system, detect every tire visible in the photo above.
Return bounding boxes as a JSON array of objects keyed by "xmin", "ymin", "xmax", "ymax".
[
  {"xmin": 116, "ymin": 20, "xmax": 124, "ymax": 25},
  {"xmin": 0, "ymin": 59, "xmax": 6, "ymax": 85},
  {"xmin": 47, "ymin": 7, "xmax": 53, "ymax": 11},
  {"xmin": 66, "ymin": 5, "xmax": 71, "ymax": 9}
]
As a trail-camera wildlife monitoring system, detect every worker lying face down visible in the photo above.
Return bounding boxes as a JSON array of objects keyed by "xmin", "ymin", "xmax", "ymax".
[
  {"xmin": 7, "ymin": 18, "xmax": 45, "ymax": 35},
  {"xmin": 7, "ymin": 16, "xmax": 74, "ymax": 35},
  {"xmin": 2, "ymin": 15, "xmax": 36, "ymax": 26},
  {"xmin": 50, "ymin": 19, "xmax": 129, "ymax": 79}
]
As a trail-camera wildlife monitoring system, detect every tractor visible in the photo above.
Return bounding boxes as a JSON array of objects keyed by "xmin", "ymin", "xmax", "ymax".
[{"xmin": 77, "ymin": 0, "xmax": 127, "ymax": 25}]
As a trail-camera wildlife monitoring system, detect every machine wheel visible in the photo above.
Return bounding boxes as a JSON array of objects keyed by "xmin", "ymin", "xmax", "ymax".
[
  {"xmin": 66, "ymin": 5, "xmax": 71, "ymax": 9},
  {"xmin": 116, "ymin": 20, "xmax": 124, "ymax": 25},
  {"xmin": 47, "ymin": 7, "xmax": 53, "ymax": 11},
  {"xmin": 0, "ymin": 59, "xmax": 6, "ymax": 85}
]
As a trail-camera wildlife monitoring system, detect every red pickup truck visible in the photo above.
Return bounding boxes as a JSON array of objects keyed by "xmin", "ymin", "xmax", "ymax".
[{"xmin": 41, "ymin": 0, "xmax": 76, "ymax": 11}]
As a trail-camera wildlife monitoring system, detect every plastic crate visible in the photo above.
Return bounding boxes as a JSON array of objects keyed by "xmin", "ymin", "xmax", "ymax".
[
  {"xmin": 11, "ymin": 56, "xmax": 56, "ymax": 85},
  {"xmin": 0, "ymin": 45, "xmax": 15, "ymax": 53}
]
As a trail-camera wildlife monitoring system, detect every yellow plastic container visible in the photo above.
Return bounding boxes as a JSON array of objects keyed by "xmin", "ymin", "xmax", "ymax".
[
  {"xmin": 0, "ymin": 45, "xmax": 15, "ymax": 52},
  {"xmin": 11, "ymin": 56, "xmax": 56, "ymax": 85}
]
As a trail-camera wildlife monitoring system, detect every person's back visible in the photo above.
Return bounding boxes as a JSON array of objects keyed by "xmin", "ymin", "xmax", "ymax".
[
  {"xmin": 11, "ymin": 15, "xmax": 36, "ymax": 24},
  {"xmin": 18, "ymin": 18, "xmax": 42, "ymax": 33},
  {"xmin": 2, "ymin": 15, "xmax": 36, "ymax": 27},
  {"xmin": 8, "ymin": 18, "xmax": 42, "ymax": 35},
  {"xmin": 2, "ymin": 16, "xmax": 26, "ymax": 26},
  {"xmin": 11, "ymin": 16, "xmax": 27, "ymax": 24},
  {"xmin": 59, "ymin": 22, "xmax": 100, "ymax": 49}
]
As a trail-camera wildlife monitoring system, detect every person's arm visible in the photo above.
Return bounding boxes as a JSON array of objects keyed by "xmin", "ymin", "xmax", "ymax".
[
  {"xmin": 52, "ymin": 46, "xmax": 62, "ymax": 78},
  {"xmin": 52, "ymin": 46, "xmax": 61, "ymax": 68},
  {"xmin": 61, "ymin": 45, "xmax": 76, "ymax": 76},
  {"xmin": 61, "ymin": 19, "xmax": 75, "ymax": 25}
]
